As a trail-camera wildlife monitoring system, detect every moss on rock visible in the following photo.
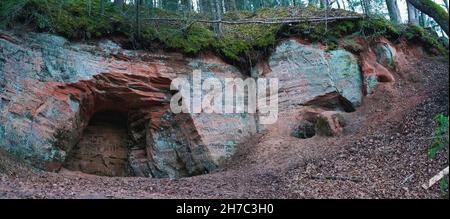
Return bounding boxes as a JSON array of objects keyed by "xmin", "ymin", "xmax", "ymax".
[{"xmin": 1, "ymin": 1, "xmax": 447, "ymax": 69}]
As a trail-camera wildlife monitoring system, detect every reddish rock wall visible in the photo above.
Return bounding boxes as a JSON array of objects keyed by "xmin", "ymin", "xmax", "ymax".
[{"xmin": 0, "ymin": 30, "xmax": 422, "ymax": 178}]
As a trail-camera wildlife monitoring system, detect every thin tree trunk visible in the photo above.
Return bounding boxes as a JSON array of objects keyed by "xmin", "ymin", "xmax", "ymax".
[
  {"xmin": 419, "ymin": 12, "xmax": 425, "ymax": 27},
  {"xmin": 386, "ymin": 0, "xmax": 402, "ymax": 24},
  {"xmin": 309, "ymin": 0, "xmax": 319, "ymax": 7},
  {"xmin": 181, "ymin": 0, "xmax": 192, "ymax": 11},
  {"xmin": 226, "ymin": 0, "xmax": 237, "ymax": 11},
  {"xmin": 114, "ymin": 0, "xmax": 124, "ymax": 7},
  {"xmin": 320, "ymin": 0, "xmax": 325, "ymax": 8},
  {"xmin": 114, "ymin": 0, "xmax": 124, "ymax": 11},
  {"xmin": 360, "ymin": 0, "xmax": 370, "ymax": 15},
  {"xmin": 87, "ymin": 0, "xmax": 92, "ymax": 16},
  {"xmin": 213, "ymin": 0, "xmax": 223, "ymax": 35},
  {"xmin": 407, "ymin": 1, "xmax": 419, "ymax": 25},
  {"xmin": 347, "ymin": 0, "xmax": 355, "ymax": 11},
  {"xmin": 135, "ymin": 0, "xmax": 141, "ymax": 40},
  {"xmin": 100, "ymin": 0, "xmax": 105, "ymax": 16}
]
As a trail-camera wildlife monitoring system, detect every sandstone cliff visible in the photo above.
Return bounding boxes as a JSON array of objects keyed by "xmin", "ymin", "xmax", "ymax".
[{"xmin": 0, "ymin": 30, "xmax": 422, "ymax": 178}]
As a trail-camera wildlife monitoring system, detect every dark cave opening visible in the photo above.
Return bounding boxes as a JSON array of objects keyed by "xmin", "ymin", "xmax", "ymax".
[
  {"xmin": 56, "ymin": 71, "xmax": 218, "ymax": 178},
  {"xmin": 63, "ymin": 111, "xmax": 134, "ymax": 177},
  {"xmin": 292, "ymin": 121, "xmax": 316, "ymax": 139}
]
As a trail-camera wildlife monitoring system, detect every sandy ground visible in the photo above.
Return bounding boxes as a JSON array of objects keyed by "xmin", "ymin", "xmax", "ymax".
[{"xmin": 0, "ymin": 57, "xmax": 448, "ymax": 199}]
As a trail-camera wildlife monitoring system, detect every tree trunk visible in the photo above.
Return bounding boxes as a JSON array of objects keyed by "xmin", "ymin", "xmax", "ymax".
[
  {"xmin": 319, "ymin": 0, "xmax": 328, "ymax": 8},
  {"xmin": 144, "ymin": 0, "xmax": 154, "ymax": 8},
  {"xmin": 100, "ymin": 0, "xmax": 105, "ymax": 16},
  {"xmin": 386, "ymin": 0, "xmax": 402, "ymax": 24},
  {"xmin": 211, "ymin": 0, "xmax": 223, "ymax": 35},
  {"xmin": 407, "ymin": 2, "xmax": 420, "ymax": 25},
  {"xmin": 225, "ymin": 0, "xmax": 237, "ymax": 12},
  {"xmin": 309, "ymin": 0, "xmax": 319, "ymax": 7},
  {"xmin": 87, "ymin": 0, "xmax": 92, "ymax": 16},
  {"xmin": 419, "ymin": 12, "xmax": 424, "ymax": 27},
  {"xmin": 360, "ymin": 0, "xmax": 370, "ymax": 15},
  {"xmin": 406, "ymin": 0, "xmax": 449, "ymax": 36},
  {"xmin": 114, "ymin": 0, "xmax": 124, "ymax": 8},
  {"xmin": 135, "ymin": 0, "xmax": 141, "ymax": 40},
  {"xmin": 199, "ymin": 0, "xmax": 211, "ymax": 14},
  {"xmin": 347, "ymin": 0, "xmax": 355, "ymax": 11},
  {"xmin": 181, "ymin": 0, "xmax": 192, "ymax": 11}
]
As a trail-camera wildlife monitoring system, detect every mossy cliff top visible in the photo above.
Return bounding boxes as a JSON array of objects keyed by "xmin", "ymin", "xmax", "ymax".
[{"xmin": 1, "ymin": 0, "xmax": 447, "ymax": 72}]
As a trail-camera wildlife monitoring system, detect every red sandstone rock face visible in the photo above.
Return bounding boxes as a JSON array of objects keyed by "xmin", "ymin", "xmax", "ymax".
[
  {"xmin": 264, "ymin": 100, "xmax": 348, "ymax": 138},
  {"xmin": 301, "ymin": 108, "xmax": 347, "ymax": 136},
  {"xmin": 56, "ymin": 72, "xmax": 172, "ymax": 118},
  {"xmin": 338, "ymin": 37, "xmax": 421, "ymax": 96},
  {"xmin": 0, "ymin": 30, "xmax": 420, "ymax": 178},
  {"xmin": 0, "ymin": 31, "xmax": 258, "ymax": 178},
  {"xmin": 354, "ymin": 38, "xmax": 396, "ymax": 96},
  {"xmin": 0, "ymin": 31, "xmax": 190, "ymax": 174}
]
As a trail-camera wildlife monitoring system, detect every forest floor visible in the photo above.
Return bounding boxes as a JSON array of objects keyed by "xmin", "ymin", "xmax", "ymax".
[{"xmin": 0, "ymin": 57, "xmax": 448, "ymax": 199}]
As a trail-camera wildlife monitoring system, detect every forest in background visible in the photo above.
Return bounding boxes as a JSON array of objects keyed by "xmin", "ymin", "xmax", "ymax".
[{"xmin": 0, "ymin": 0, "xmax": 448, "ymax": 70}]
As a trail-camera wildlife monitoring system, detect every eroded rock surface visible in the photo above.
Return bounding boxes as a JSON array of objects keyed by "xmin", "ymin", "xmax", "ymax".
[
  {"xmin": 252, "ymin": 39, "xmax": 363, "ymax": 134},
  {"xmin": 0, "ymin": 31, "xmax": 259, "ymax": 178},
  {"xmin": 0, "ymin": 31, "xmax": 403, "ymax": 178},
  {"xmin": 252, "ymin": 39, "xmax": 363, "ymax": 112},
  {"xmin": 64, "ymin": 111, "xmax": 131, "ymax": 177}
]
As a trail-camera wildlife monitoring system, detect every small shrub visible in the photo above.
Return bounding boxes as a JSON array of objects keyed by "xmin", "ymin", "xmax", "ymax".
[
  {"xmin": 429, "ymin": 113, "xmax": 449, "ymax": 159},
  {"xmin": 341, "ymin": 37, "xmax": 364, "ymax": 53},
  {"xmin": 429, "ymin": 113, "xmax": 449, "ymax": 196},
  {"xmin": 315, "ymin": 117, "xmax": 332, "ymax": 136}
]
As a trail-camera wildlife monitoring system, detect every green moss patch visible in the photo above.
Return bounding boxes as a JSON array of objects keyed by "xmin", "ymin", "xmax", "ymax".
[{"xmin": 1, "ymin": 1, "xmax": 447, "ymax": 72}]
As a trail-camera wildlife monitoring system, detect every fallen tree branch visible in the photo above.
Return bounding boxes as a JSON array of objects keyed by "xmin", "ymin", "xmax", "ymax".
[
  {"xmin": 141, "ymin": 15, "xmax": 365, "ymax": 25},
  {"xmin": 310, "ymin": 175, "xmax": 364, "ymax": 183},
  {"xmin": 422, "ymin": 166, "xmax": 449, "ymax": 190},
  {"xmin": 401, "ymin": 173, "xmax": 415, "ymax": 185}
]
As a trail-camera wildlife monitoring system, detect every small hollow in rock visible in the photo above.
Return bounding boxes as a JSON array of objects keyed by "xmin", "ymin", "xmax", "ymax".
[{"xmin": 292, "ymin": 121, "xmax": 316, "ymax": 139}]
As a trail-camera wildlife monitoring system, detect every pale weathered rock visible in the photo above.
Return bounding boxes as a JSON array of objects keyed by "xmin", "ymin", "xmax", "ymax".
[
  {"xmin": 252, "ymin": 39, "xmax": 363, "ymax": 111},
  {"xmin": 329, "ymin": 49, "xmax": 363, "ymax": 109},
  {"xmin": 373, "ymin": 42, "xmax": 397, "ymax": 69},
  {"xmin": 187, "ymin": 55, "xmax": 258, "ymax": 165},
  {"xmin": 251, "ymin": 39, "xmax": 362, "ymax": 133}
]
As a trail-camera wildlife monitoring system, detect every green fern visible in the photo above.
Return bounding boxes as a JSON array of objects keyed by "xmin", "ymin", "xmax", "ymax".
[
  {"xmin": 429, "ymin": 113, "xmax": 449, "ymax": 195},
  {"xmin": 441, "ymin": 177, "xmax": 449, "ymax": 196},
  {"xmin": 429, "ymin": 113, "xmax": 449, "ymax": 159}
]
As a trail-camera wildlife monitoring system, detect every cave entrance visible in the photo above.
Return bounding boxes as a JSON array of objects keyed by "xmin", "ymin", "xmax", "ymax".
[
  {"xmin": 64, "ymin": 111, "xmax": 133, "ymax": 177},
  {"xmin": 292, "ymin": 121, "xmax": 316, "ymax": 139}
]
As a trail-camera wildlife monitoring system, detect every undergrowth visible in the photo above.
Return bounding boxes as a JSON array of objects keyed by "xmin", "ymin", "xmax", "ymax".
[
  {"xmin": 0, "ymin": 0, "xmax": 447, "ymax": 72},
  {"xmin": 429, "ymin": 113, "xmax": 449, "ymax": 197}
]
